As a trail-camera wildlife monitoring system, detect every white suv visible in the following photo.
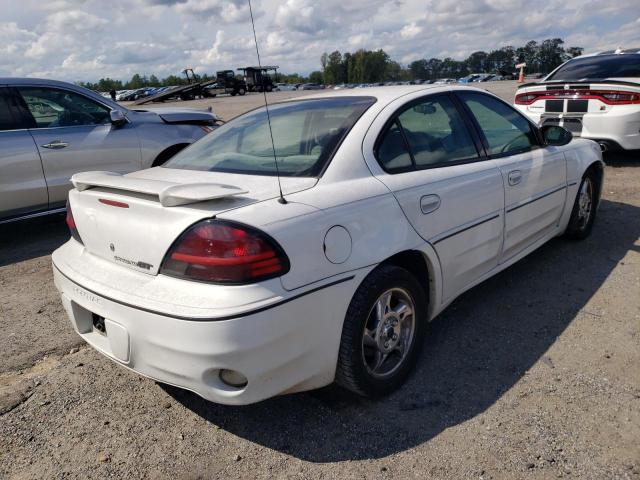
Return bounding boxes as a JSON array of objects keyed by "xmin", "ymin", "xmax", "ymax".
[{"xmin": 514, "ymin": 48, "xmax": 640, "ymax": 152}]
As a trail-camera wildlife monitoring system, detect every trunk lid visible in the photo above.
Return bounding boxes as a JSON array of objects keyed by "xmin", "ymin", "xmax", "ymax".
[{"xmin": 69, "ymin": 167, "xmax": 316, "ymax": 275}]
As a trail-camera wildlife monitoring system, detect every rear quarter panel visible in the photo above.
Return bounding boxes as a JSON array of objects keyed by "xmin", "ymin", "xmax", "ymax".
[{"xmin": 217, "ymin": 175, "xmax": 425, "ymax": 291}]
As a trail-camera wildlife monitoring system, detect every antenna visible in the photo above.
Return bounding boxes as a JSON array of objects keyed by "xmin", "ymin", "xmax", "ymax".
[{"xmin": 247, "ymin": 0, "xmax": 287, "ymax": 204}]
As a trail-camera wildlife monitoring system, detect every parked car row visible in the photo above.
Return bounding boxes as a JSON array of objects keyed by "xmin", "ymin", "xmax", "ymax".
[
  {"xmin": 150, "ymin": 74, "xmax": 511, "ymax": 96},
  {"xmin": 273, "ymin": 75, "xmax": 510, "ymax": 92},
  {"xmin": 110, "ymin": 86, "xmax": 178, "ymax": 102}
]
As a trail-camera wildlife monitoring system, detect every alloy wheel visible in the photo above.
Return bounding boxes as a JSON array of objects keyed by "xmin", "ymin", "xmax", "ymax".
[
  {"xmin": 577, "ymin": 178, "xmax": 593, "ymax": 229},
  {"xmin": 361, "ymin": 288, "xmax": 416, "ymax": 378}
]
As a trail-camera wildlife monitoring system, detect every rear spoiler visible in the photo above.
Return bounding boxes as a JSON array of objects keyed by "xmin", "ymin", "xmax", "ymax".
[
  {"xmin": 71, "ymin": 171, "xmax": 248, "ymax": 207},
  {"xmin": 518, "ymin": 79, "xmax": 640, "ymax": 89}
]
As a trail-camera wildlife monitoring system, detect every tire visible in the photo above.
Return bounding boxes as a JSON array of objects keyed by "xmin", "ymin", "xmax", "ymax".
[
  {"xmin": 266, "ymin": 85, "xmax": 273, "ymax": 92},
  {"xmin": 335, "ymin": 264, "xmax": 428, "ymax": 398},
  {"xmin": 565, "ymin": 169, "xmax": 599, "ymax": 240},
  {"xmin": 238, "ymin": 88, "xmax": 246, "ymax": 96}
]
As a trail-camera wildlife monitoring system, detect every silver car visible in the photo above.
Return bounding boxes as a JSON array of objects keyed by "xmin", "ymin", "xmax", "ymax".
[{"xmin": 0, "ymin": 78, "xmax": 219, "ymax": 223}]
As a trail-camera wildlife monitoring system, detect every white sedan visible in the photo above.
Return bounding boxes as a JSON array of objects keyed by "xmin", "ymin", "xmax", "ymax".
[{"xmin": 53, "ymin": 85, "xmax": 604, "ymax": 405}]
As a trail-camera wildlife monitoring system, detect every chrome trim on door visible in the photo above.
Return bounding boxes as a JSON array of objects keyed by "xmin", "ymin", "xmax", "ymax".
[
  {"xmin": 506, "ymin": 184, "xmax": 567, "ymax": 213},
  {"xmin": 0, "ymin": 207, "xmax": 67, "ymax": 225},
  {"xmin": 431, "ymin": 211, "xmax": 501, "ymax": 245}
]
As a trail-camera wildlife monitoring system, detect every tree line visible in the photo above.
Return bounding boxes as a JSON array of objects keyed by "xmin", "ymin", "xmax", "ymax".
[
  {"xmin": 78, "ymin": 38, "xmax": 582, "ymax": 91},
  {"xmin": 320, "ymin": 38, "xmax": 583, "ymax": 84}
]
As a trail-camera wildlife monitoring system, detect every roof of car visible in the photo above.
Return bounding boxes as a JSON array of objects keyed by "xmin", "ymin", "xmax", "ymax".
[
  {"xmin": 293, "ymin": 84, "xmax": 458, "ymax": 103},
  {"xmin": 574, "ymin": 48, "xmax": 640, "ymax": 59},
  {"xmin": 0, "ymin": 77, "xmax": 79, "ymax": 87},
  {"xmin": 0, "ymin": 77, "xmax": 124, "ymax": 110}
]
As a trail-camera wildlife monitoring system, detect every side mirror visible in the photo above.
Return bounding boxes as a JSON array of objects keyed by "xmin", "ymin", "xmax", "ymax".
[
  {"xmin": 110, "ymin": 109, "xmax": 127, "ymax": 127},
  {"xmin": 541, "ymin": 125, "xmax": 572, "ymax": 146}
]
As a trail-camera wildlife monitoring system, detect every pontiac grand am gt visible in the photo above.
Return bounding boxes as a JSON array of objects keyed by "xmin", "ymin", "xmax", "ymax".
[{"xmin": 52, "ymin": 85, "xmax": 603, "ymax": 405}]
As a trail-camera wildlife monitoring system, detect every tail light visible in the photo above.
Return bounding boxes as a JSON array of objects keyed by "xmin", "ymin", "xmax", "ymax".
[
  {"xmin": 65, "ymin": 199, "xmax": 84, "ymax": 245},
  {"xmin": 160, "ymin": 220, "xmax": 290, "ymax": 284},
  {"xmin": 598, "ymin": 91, "xmax": 640, "ymax": 104},
  {"xmin": 516, "ymin": 90, "xmax": 640, "ymax": 105},
  {"xmin": 515, "ymin": 92, "xmax": 544, "ymax": 105}
]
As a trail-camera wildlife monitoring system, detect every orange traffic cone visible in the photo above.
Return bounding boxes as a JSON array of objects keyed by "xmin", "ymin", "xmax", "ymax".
[{"xmin": 518, "ymin": 66, "xmax": 525, "ymax": 83}]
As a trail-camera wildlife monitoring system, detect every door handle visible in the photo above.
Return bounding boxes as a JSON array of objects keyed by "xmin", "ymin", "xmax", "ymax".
[
  {"xmin": 420, "ymin": 194, "xmax": 441, "ymax": 214},
  {"xmin": 508, "ymin": 170, "xmax": 522, "ymax": 186},
  {"xmin": 41, "ymin": 140, "xmax": 69, "ymax": 149}
]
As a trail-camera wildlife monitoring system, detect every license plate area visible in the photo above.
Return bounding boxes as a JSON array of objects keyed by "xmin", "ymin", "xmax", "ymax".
[
  {"xmin": 92, "ymin": 313, "xmax": 107, "ymax": 336},
  {"xmin": 66, "ymin": 300, "xmax": 130, "ymax": 363}
]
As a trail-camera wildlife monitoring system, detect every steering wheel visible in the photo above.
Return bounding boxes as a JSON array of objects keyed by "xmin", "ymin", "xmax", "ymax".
[
  {"xmin": 57, "ymin": 110, "xmax": 96, "ymax": 127},
  {"xmin": 500, "ymin": 133, "xmax": 528, "ymax": 153}
]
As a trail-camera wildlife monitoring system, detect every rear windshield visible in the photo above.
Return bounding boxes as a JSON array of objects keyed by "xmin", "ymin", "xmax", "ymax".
[
  {"xmin": 164, "ymin": 96, "xmax": 375, "ymax": 177},
  {"xmin": 546, "ymin": 54, "xmax": 640, "ymax": 81}
]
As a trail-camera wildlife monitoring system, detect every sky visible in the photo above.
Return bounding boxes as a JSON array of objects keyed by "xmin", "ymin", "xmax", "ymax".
[{"xmin": 1, "ymin": 0, "xmax": 639, "ymax": 82}]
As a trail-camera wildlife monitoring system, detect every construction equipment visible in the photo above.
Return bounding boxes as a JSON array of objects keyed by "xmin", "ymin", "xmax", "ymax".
[
  {"xmin": 132, "ymin": 68, "xmax": 215, "ymax": 105},
  {"xmin": 209, "ymin": 70, "xmax": 247, "ymax": 97},
  {"xmin": 132, "ymin": 69, "xmax": 247, "ymax": 105},
  {"xmin": 237, "ymin": 66, "xmax": 279, "ymax": 92}
]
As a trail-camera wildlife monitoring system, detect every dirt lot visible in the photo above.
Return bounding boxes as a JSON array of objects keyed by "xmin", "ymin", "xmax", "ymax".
[{"xmin": 1, "ymin": 83, "xmax": 639, "ymax": 479}]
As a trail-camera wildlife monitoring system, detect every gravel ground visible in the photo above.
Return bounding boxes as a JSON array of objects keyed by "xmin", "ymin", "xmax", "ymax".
[{"xmin": 1, "ymin": 82, "xmax": 639, "ymax": 479}]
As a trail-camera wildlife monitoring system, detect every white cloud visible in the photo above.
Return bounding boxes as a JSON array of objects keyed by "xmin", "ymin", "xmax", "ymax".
[
  {"xmin": 25, "ymin": 10, "xmax": 109, "ymax": 59},
  {"xmin": 400, "ymin": 22, "xmax": 422, "ymax": 39},
  {"xmin": 0, "ymin": 0, "xmax": 639, "ymax": 81}
]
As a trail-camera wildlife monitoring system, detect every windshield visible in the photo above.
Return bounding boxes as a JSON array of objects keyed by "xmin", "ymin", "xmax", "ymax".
[
  {"xmin": 547, "ymin": 54, "xmax": 640, "ymax": 81},
  {"xmin": 164, "ymin": 96, "xmax": 375, "ymax": 177}
]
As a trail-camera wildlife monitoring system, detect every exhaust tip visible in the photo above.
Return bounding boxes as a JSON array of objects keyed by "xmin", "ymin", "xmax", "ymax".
[{"xmin": 598, "ymin": 142, "xmax": 608, "ymax": 152}]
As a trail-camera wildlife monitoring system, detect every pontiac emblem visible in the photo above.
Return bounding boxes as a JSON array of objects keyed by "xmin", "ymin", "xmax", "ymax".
[{"xmin": 109, "ymin": 243, "xmax": 115, "ymax": 252}]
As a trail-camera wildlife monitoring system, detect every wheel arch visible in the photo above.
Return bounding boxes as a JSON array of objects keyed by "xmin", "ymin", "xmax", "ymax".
[
  {"xmin": 378, "ymin": 246, "xmax": 442, "ymax": 321},
  {"xmin": 585, "ymin": 160, "xmax": 604, "ymax": 207},
  {"xmin": 151, "ymin": 143, "xmax": 190, "ymax": 167}
]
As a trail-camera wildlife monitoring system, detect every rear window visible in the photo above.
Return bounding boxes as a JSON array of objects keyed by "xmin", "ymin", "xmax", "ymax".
[
  {"xmin": 547, "ymin": 54, "xmax": 640, "ymax": 81},
  {"xmin": 164, "ymin": 97, "xmax": 375, "ymax": 177}
]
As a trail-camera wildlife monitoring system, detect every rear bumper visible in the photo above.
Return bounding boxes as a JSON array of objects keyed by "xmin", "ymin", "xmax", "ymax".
[
  {"xmin": 52, "ymin": 244, "xmax": 364, "ymax": 405},
  {"xmin": 516, "ymin": 106, "xmax": 640, "ymax": 151}
]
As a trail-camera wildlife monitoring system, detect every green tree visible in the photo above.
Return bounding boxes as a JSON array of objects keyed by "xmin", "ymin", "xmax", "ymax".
[
  {"xmin": 409, "ymin": 59, "xmax": 428, "ymax": 80},
  {"xmin": 322, "ymin": 50, "xmax": 345, "ymax": 84},
  {"xmin": 466, "ymin": 51, "xmax": 488, "ymax": 73},
  {"xmin": 309, "ymin": 71, "xmax": 324, "ymax": 83},
  {"xmin": 516, "ymin": 40, "xmax": 539, "ymax": 72},
  {"xmin": 565, "ymin": 47, "xmax": 584, "ymax": 59},
  {"xmin": 538, "ymin": 38, "xmax": 565, "ymax": 73}
]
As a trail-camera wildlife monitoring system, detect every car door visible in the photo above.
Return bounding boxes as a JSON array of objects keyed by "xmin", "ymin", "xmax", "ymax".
[
  {"xmin": 0, "ymin": 87, "xmax": 49, "ymax": 220},
  {"xmin": 368, "ymin": 93, "xmax": 505, "ymax": 302},
  {"xmin": 456, "ymin": 91, "xmax": 567, "ymax": 262},
  {"xmin": 15, "ymin": 85, "xmax": 142, "ymax": 209}
]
